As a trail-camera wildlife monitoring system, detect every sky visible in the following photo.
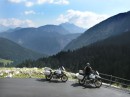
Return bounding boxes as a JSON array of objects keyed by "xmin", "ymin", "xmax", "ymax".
[{"xmin": 0, "ymin": 0, "xmax": 130, "ymax": 29}]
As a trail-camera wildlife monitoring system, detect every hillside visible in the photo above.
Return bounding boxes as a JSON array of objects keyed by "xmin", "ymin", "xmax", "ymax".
[
  {"xmin": 0, "ymin": 37, "xmax": 44, "ymax": 65},
  {"xmin": 17, "ymin": 31, "xmax": 130, "ymax": 79},
  {"xmin": 0, "ymin": 24, "xmax": 81, "ymax": 55},
  {"xmin": 64, "ymin": 11, "xmax": 130, "ymax": 51}
]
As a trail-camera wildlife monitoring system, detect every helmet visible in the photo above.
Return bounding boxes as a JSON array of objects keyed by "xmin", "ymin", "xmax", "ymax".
[{"xmin": 86, "ymin": 62, "xmax": 90, "ymax": 66}]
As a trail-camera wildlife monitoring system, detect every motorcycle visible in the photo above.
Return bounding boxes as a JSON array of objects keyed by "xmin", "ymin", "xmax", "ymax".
[
  {"xmin": 44, "ymin": 66, "xmax": 68, "ymax": 82},
  {"xmin": 76, "ymin": 70, "xmax": 102, "ymax": 88}
]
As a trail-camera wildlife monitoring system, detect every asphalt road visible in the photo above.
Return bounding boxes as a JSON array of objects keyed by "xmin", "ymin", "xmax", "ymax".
[{"xmin": 0, "ymin": 78, "xmax": 129, "ymax": 97}]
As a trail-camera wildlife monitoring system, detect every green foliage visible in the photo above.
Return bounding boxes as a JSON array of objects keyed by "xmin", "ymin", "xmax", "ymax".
[
  {"xmin": 17, "ymin": 44, "xmax": 130, "ymax": 80},
  {"xmin": 0, "ymin": 58, "xmax": 13, "ymax": 67},
  {"xmin": 0, "ymin": 72, "xmax": 8, "ymax": 78},
  {"xmin": 0, "ymin": 37, "xmax": 44, "ymax": 65}
]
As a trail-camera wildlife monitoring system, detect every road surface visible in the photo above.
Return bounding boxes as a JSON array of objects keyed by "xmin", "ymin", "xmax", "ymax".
[{"xmin": 0, "ymin": 78, "xmax": 129, "ymax": 97}]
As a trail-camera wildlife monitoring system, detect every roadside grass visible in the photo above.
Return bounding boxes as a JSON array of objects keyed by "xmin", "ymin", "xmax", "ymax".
[
  {"xmin": 0, "ymin": 67, "xmax": 75, "ymax": 79},
  {"xmin": 111, "ymin": 83, "xmax": 130, "ymax": 89}
]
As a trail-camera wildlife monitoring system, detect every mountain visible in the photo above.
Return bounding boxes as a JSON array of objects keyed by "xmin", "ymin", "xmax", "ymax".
[
  {"xmin": 38, "ymin": 25, "xmax": 70, "ymax": 35},
  {"xmin": 64, "ymin": 11, "xmax": 130, "ymax": 51},
  {"xmin": 18, "ymin": 31, "xmax": 130, "ymax": 79},
  {"xmin": 0, "ymin": 25, "xmax": 11, "ymax": 32},
  {"xmin": 0, "ymin": 25, "xmax": 81, "ymax": 55},
  {"xmin": 6, "ymin": 27, "xmax": 23, "ymax": 33},
  {"xmin": 60, "ymin": 22, "xmax": 86, "ymax": 33},
  {"xmin": 0, "ymin": 37, "xmax": 44, "ymax": 64}
]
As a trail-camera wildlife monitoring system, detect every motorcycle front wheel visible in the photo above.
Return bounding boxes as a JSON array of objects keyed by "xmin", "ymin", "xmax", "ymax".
[
  {"xmin": 61, "ymin": 75, "xmax": 68, "ymax": 82},
  {"xmin": 94, "ymin": 79, "xmax": 102, "ymax": 88}
]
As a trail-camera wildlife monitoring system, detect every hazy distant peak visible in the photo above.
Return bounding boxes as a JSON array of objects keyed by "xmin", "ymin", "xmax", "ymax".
[
  {"xmin": 38, "ymin": 24, "xmax": 58, "ymax": 28},
  {"xmin": 60, "ymin": 22, "xmax": 75, "ymax": 26},
  {"xmin": 59, "ymin": 22, "xmax": 86, "ymax": 33},
  {"xmin": 0, "ymin": 25, "xmax": 11, "ymax": 33},
  {"xmin": 60, "ymin": 22, "xmax": 83, "ymax": 28}
]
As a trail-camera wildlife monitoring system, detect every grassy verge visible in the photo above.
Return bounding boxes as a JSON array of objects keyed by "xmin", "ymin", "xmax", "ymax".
[{"xmin": 0, "ymin": 67, "xmax": 75, "ymax": 79}]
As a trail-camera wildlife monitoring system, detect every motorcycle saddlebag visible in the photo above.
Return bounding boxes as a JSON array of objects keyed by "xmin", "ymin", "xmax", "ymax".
[
  {"xmin": 44, "ymin": 70, "xmax": 51, "ymax": 75},
  {"xmin": 77, "ymin": 74, "xmax": 84, "ymax": 79},
  {"xmin": 79, "ymin": 70, "xmax": 84, "ymax": 74}
]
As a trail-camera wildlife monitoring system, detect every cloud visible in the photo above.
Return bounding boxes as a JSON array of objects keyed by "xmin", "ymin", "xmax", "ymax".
[
  {"xmin": 8, "ymin": 0, "xmax": 22, "ymax": 3},
  {"xmin": 8, "ymin": 0, "xmax": 69, "ymax": 7},
  {"xmin": 24, "ymin": 10, "xmax": 36, "ymax": 15},
  {"xmin": 25, "ymin": 1, "xmax": 34, "ymax": 7},
  {"xmin": 36, "ymin": 0, "xmax": 69, "ymax": 5},
  {"xmin": 52, "ymin": 0, "xmax": 69, "ymax": 5},
  {"xmin": 37, "ymin": 0, "xmax": 52, "ymax": 4},
  {"xmin": 57, "ymin": 10, "xmax": 110, "ymax": 28},
  {"xmin": 0, "ymin": 18, "xmax": 35, "ymax": 28}
]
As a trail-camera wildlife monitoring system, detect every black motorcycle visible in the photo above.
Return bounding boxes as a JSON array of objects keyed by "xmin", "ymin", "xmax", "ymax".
[
  {"xmin": 77, "ymin": 70, "xmax": 102, "ymax": 88},
  {"xmin": 44, "ymin": 66, "xmax": 68, "ymax": 82}
]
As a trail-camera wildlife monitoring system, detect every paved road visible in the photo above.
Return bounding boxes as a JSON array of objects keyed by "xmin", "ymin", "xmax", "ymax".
[{"xmin": 0, "ymin": 78, "xmax": 129, "ymax": 97}]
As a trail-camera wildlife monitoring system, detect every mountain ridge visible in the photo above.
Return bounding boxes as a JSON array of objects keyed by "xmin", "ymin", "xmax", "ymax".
[
  {"xmin": 64, "ymin": 11, "xmax": 130, "ymax": 51},
  {"xmin": 0, "ymin": 23, "xmax": 81, "ymax": 55}
]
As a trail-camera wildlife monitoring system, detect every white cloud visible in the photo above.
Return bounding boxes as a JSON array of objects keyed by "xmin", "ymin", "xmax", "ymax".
[
  {"xmin": 36, "ymin": 0, "xmax": 69, "ymax": 5},
  {"xmin": 8, "ymin": 0, "xmax": 69, "ymax": 7},
  {"xmin": 8, "ymin": 0, "xmax": 23, "ymax": 3},
  {"xmin": 37, "ymin": 0, "xmax": 52, "ymax": 4},
  {"xmin": 25, "ymin": 1, "xmax": 34, "ymax": 7},
  {"xmin": 0, "ymin": 18, "xmax": 35, "ymax": 28},
  {"xmin": 24, "ymin": 10, "xmax": 36, "ymax": 15},
  {"xmin": 53, "ymin": 0, "xmax": 69, "ymax": 5},
  {"xmin": 57, "ymin": 10, "xmax": 110, "ymax": 28}
]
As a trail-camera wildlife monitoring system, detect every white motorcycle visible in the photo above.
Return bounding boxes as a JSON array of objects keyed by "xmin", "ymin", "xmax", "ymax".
[
  {"xmin": 44, "ymin": 66, "xmax": 68, "ymax": 82},
  {"xmin": 76, "ymin": 70, "xmax": 102, "ymax": 88}
]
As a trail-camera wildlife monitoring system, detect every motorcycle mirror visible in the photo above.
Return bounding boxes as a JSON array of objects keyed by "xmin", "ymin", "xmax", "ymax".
[
  {"xmin": 96, "ymin": 71, "xmax": 99, "ymax": 75},
  {"xmin": 62, "ymin": 66, "xmax": 65, "ymax": 71}
]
